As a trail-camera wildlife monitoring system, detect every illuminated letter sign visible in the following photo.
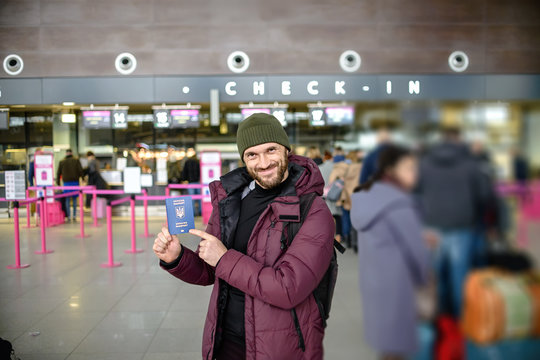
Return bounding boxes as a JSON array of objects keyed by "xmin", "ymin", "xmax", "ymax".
[
  {"xmin": 335, "ymin": 81, "xmax": 346, "ymax": 95},
  {"xmin": 225, "ymin": 81, "xmax": 237, "ymax": 96},
  {"xmin": 307, "ymin": 81, "xmax": 319, "ymax": 95},
  {"xmin": 253, "ymin": 81, "xmax": 265, "ymax": 96},
  {"xmin": 281, "ymin": 81, "xmax": 291, "ymax": 96},
  {"xmin": 409, "ymin": 80, "xmax": 420, "ymax": 95}
]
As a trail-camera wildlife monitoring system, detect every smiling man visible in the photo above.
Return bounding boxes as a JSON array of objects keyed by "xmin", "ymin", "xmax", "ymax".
[{"xmin": 153, "ymin": 113, "xmax": 335, "ymax": 360}]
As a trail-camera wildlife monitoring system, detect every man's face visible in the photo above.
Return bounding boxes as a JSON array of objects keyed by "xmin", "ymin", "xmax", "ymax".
[{"xmin": 243, "ymin": 142, "xmax": 289, "ymax": 189}]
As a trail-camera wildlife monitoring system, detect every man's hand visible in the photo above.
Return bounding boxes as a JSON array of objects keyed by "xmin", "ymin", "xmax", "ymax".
[
  {"xmin": 153, "ymin": 227, "xmax": 182, "ymax": 263},
  {"xmin": 189, "ymin": 229, "xmax": 227, "ymax": 267}
]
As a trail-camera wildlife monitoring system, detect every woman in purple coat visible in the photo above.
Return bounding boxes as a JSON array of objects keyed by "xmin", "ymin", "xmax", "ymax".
[{"xmin": 351, "ymin": 145, "xmax": 431, "ymax": 360}]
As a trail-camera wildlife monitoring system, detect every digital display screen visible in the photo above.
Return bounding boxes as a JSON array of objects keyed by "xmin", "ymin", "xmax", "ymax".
[
  {"xmin": 111, "ymin": 110, "xmax": 128, "ymax": 129},
  {"xmin": 271, "ymin": 108, "xmax": 287, "ymax": 126},
  {"xmin": 153, "ymin": 109, "xmax": 171, "ymax": 128},
  {"xmin": 309, "ymin": 108, "xmax": 326, "ymax": 127},
  {"xmin": 0, "ymin": 111, "xmax": 8, "ymax": 130},
  {"xmin": 241, "ymin": 108, "xmax": 271, "ymax": 119},
  {"xmin": 325, "ymin": 107, "xmax": 354, "ymax": 126},
  {"xmin": 170, "ymin": 109, "xmax": 199, "ymax": 128},
  {"xmin": 83, "ymin": 110, "xmax": 111, "ymax": 129}
]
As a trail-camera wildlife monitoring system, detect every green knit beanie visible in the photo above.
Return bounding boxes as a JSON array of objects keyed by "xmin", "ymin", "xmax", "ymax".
[{"xmin": 237, "ymin": 113, "xmax": 291, "ymax": 159}]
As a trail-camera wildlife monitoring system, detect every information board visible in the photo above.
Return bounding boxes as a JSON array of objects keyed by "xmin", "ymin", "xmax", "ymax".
[
  {"xmin": 123, "ymin": 167, "xmax": 142, "ymax": 194},
  {"xmin": 34, "ymin": 151, "xmax": 54, "ymax": 186},
  {"xmin": 309, "ymin": 108, "xmax": 326, "ymax": 127},
  {"xmin": 241, "ymin": 108, "xmax": 270, "ymax": 119},
  {"xmin": 170, "ymin": 109, "xmax": 199, "ymax": 128},
  {"xmin": 140, "ymin": 174, "xmax": 153, "ymax": 188},
  {"xmin": 5, "ymin": 170, "xmax": 26, "ymax": 200},
  {"xmin": 153, "ymin": 109, "xmax": 171, "ymax": 128},
  {"xmin": 325, "ymin": 106, "xmax": 354, "ymax": 126},
  {"xmin": 82, "ymin": 110, "xmax": 111, "ymax": 129},
  {"xmin": 112, "ymin": 110, "xmax": 128, "ymax": 129}
]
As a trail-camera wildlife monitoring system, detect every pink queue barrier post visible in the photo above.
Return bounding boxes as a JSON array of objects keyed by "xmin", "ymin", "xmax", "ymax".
[
  {"xmin": 6, "ymin": 201, "xmax": 31, "ymax": 269},
  {"xmin": 76, "ymin": 190, "xmax": 90, "ymax": 238},
  {"xmin": 101, "ymin": 203, "xmax": 122, "ymax": 268},
  {"xmin": 126, "ymin": 195, "xmax": 143, "ymax": 254},
  {"xmin": 92, "ymin": 191, "xmax": 99, "ymax": 227},
  {"xmin": 43, "ymin": 187, "xmax": 49, "ymax": 228},
  {"xmin": 35, "ymin": 197, "xmax": 54, "ymax": 254},
  {"xmin": 24, "ymin": 189, "xmax": 33, "ymax": 229},
  {"xmin": 139, "ymin": 189, "xmax": 153, "ymax": 238}
]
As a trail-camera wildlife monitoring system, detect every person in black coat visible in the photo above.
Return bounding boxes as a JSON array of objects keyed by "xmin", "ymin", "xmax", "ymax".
[{"xmin": 181, "ymin": 148, "xmax": 201, "ymax": 215}]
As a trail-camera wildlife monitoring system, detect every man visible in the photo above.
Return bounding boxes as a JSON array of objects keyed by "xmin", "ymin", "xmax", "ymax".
[
  {"xmin": 416, "ymin": 126, "xmax": 489, "ymax": 317},
  {"xmin": 84, "ymin": 151, "xmax": 107, "ymax": 208},
  {"xmin": 28, "ymin": 147, "xmax": 41, "ymax": 187},
  {"xmin": 56, "ymin": 149, "xmax": 84, "ymax": 222},
  {"xmin": 181, "ymin": 147, "xmax": 201, "ymax": 216},
  {"xmin": 153, "ymin": 113, "xmax": 335, "ymax": 360}
]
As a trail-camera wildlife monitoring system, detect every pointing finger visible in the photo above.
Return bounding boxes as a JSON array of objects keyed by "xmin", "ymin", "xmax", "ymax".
[{"xmin": 161, "ymin": 227, "xmax": 172, "ymax": 240}]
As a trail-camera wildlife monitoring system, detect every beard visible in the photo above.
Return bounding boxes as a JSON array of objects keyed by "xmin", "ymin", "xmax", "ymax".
[{"xmin": 247, "ymin": 154, "xmax": 289, "ymax": 189}]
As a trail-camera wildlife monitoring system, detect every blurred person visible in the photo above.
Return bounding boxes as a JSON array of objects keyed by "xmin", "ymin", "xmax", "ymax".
[
  {"xmin": 359, "ymin": 124, "xmax": 393, "ymax": 185},
  {"xmin": 129, "ymin": 142, "xmax": 152, "ymax": 172},
  {"xmin": 307, "ymin": 146, "xmax": 323, "ymax": 165},
  {"xmin": 340, "ymin": 151, "xmax": 362, "ymax": 250},
  {"xmin": 167, "ymin": 150, "xmax": 182, "ymax": 184},
  {"xmin": 469, "ymin": 142, "xmax": 498, "ymax": 268},
  {"xmin": 416, "ymin": 126, "xmax": 489, "ymax": 317},
  {"xmin": 152, "ymin": 113, "xmax": 334, "ymax": 360},
  {"xmin": 84, "ymin": 151, "xmax": 108, "ymax": 208},
  {"xmin": 27, "ymin": 147, "xmax": 41, "ymax": 187},
  {"xmin": 351, "ymin": 145, "xmax": 431, "ymax": 360},
  {"xmin": 181, "ymin": 147, "xmax": 201, "ymax": 216},
  {"xmin": 320, "ymin": 147, "xmax": 348, "ymax": 242},
  {"xmin": 57, "ymin": 149, "xmax": 84, "ymax": 222},
  {"xmin": 512, "ymin": 147, "xmax": 530, "ymax": 186},
  {"xmin": 323, "ymin": 150, "xmax": 333, "ymax": 162}
]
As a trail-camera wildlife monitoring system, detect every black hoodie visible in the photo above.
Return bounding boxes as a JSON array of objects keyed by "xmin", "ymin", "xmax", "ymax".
[{"xmin": 416, "ymin": 142, "xmax": 489, "ymax": 230}]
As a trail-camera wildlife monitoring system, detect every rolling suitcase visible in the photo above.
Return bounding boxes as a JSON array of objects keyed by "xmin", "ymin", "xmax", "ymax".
[{"xmin": 466, "ymin": 338, "xmax": 540, "ymax": 360}]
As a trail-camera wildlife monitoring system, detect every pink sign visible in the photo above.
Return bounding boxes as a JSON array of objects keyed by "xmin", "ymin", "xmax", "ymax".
[
  {"xmin": 34, "ymin": 151, "xmax": 54, "ymax": 187},
  {"xmin": 170, "ymin": 109, "xmax": 199, "ymax": 116},
  {"xmin": 241, "ymin": 108, "xmax": 271, "ymax": 119}
]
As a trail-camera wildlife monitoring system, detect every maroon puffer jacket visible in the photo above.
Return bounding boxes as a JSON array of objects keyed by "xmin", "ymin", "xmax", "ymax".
[{"xmin": 163, "ymin": 154, "xmax": 335, "ymax": 359}]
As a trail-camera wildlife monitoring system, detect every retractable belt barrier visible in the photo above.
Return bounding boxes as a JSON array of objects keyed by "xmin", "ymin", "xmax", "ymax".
[
  {"xmin": 4, "ymin": 184, "xmax": 211, "ymax": 270},
  {"xmin": 0, "ymin": 197, "xmax": 39, "ymax": 269}
]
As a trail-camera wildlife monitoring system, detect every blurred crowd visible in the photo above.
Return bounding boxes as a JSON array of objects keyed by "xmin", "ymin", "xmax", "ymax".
[{"xmin": 306, "ymin": 125, "xmax": 533, "ymax": 360}]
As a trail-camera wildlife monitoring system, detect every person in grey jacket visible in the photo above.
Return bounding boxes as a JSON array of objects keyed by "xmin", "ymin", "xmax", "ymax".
[
  {"xmin": 351, "ymin": 145, "xmax": 431, "ymax": 360},
  {"xmin": 416, "ymin": 127, "xmax": 489, "ymax": 317}
]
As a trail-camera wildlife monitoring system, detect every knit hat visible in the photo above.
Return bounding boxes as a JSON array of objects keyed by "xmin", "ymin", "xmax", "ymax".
[{"xmin": 237, "ymin": 113, "xmax": 290, "ymax": 159}]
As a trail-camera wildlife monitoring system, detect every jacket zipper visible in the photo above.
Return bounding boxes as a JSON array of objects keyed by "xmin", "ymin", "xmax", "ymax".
[
  {"xmin": 206, "ymin": 326, "xmax": 215, "ymax": 360},
  {"xmin": 291, "ymin": 308, "xmax": 306, "ymax": 352}
]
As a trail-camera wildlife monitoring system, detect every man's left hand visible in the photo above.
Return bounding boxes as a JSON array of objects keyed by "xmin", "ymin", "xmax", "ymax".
[{"xmin": 190, "ymin": 229, "xmax": 227, "ymax": 267}]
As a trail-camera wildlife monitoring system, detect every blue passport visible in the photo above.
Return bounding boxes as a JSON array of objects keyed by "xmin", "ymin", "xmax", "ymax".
[{"xmin": 166, "ymin": 196, "xmax": 195, "ymax": 235}]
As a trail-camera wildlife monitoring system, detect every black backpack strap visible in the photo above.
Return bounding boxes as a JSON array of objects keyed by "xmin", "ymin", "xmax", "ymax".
[
  {"xmin": 281, "ymin": 192, "xmax": 346, "ymax": 254},
  {"xmin": 282, "ymin": 192, "xmax": 318, "ymax": 250}
]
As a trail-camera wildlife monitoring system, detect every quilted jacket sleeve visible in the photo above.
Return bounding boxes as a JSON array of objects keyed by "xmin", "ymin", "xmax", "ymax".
[{"xmin": 162, "ymin": 182, "xmax": 222, "ymax": 286}]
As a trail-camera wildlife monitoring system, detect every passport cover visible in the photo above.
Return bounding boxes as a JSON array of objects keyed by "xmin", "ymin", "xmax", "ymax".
[{"xmin": 166, "ymin": 196, "xmax": 195, "ymax": 235}]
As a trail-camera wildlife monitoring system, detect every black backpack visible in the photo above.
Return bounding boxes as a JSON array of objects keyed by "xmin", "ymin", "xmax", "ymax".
[
  {"xmin": 280, "ymin": 192, "xmax": 346, "ymax": 351},
  {"xmin": 0, "ymin": 337, "xmax": 15, "ymax": 360}
]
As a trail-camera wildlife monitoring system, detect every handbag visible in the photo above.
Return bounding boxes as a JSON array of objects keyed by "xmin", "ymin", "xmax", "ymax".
[
  {"xmin": 417, "ymin": 273, "xmax": 437, "ymax": 321},
  {"xmin": 325, "ymin": 179, "xmax": 344, "ymax": 202}
]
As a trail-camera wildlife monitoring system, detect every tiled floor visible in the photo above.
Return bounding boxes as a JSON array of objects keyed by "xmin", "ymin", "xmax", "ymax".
[{"xmin": 0, "ymin": 215, "xmax": 376, "ymax": 359}]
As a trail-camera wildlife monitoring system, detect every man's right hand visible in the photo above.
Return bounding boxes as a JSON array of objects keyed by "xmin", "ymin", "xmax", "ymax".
[{"xmin": 153, "ymin": 227, "xmax": 182, "ymax": 263}]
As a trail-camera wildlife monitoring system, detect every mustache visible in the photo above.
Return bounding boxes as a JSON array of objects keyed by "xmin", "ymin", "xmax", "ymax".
[{"xmin": 255, "ymin": 163, "xmax": 278, "ymax": 172}]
